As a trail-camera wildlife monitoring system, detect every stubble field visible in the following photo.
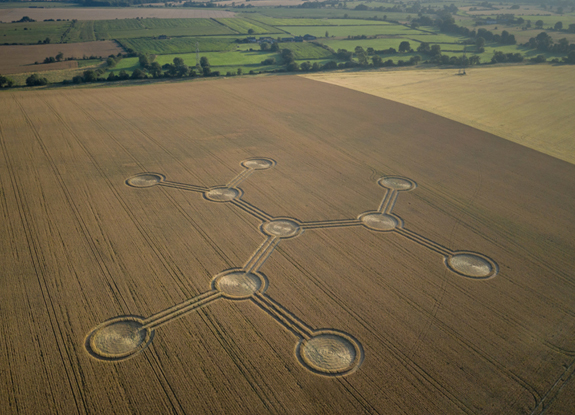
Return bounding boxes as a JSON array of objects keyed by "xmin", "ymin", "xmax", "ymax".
[
  {"xmin": 0, "ymin": 76, "xmax": 574, "ymax": 414},
  {"xmin": 0, "ymin": 41, "xmax": 122, "ymax": 75},
  {"xmin": 303, "ymin": 65, "xmax": 575, "ymax": 166}
]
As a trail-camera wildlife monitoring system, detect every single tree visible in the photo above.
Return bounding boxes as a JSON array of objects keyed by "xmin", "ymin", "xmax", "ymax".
[
  {"xmin": 56, "ymin": 52, "xmax": 64, "ymax": 62},
  {"xmin": 260, "ymin": 42, "xmax": 270, "ymax": 51},
  {"xmin": 173, "ymin": 57, "xmax": 185, "ymax": 67},
  {"xmin": 398, "ymin": 41, "xmax": 411, "ymax": 53},
  {"xmin": 535, "ymin": 20, "xmax": 544, "ymax": 28},
  {"xmin": 554, "ymin": 21, "xmax": 563, "ymax": 31}
]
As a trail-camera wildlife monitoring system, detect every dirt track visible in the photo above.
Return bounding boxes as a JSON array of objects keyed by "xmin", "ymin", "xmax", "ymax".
[{"xmin": 0, "ymin": 76, "xmax": 573, "ymax": 414}]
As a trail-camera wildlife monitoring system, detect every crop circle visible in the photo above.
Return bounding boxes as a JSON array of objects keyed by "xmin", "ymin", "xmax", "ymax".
[
  {"xmin": 126, "ymin": 173, "xmax": 165, "ymax": 188},
  {"xmin": 241, "ymin": 158, "xmax": 275, "ymax": 170},
  {"xmin": 262, "ymin": 220, "xmax": 301, "ymax": 238},
  {"xmin": 213, "ymin": 271, "xmax": 266, "ymax": 299},
  {"xmin": 86, "ymin": 317, "xmax": 153, "ymax": 361},
  {"xmin": 204, "ymin": 187, "xmax": 241, "ymax": 202},
  {"xmin": 447, "ymin": 253, "xmax": 497, "ymax": 279},
  {"xmin": 297, "ymin": 331, "xmax": 363, "ymax": 376},
  {"xmin": 360, "ymin": 213, "xmax": 399, "ymax": 231},
  {"xmin": 378, "ymin": 177, "xmax": 416, "ymax": 191}
]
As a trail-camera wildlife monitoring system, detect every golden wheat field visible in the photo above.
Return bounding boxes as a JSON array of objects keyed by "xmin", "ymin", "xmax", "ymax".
[
  {"xmin": 0, "ymin": 76, "xmax": 574, "ymax": 414},
  {"xmin": 303, "ymin": 65, "xmax": 575, "ymax": 166}
]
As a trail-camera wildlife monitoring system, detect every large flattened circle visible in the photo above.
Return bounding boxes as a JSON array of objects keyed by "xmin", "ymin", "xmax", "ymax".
[
  {"xmin": 126, "ymin": 173, "xmax": 165, "ymax": 188},
  {"xmin": 447, "ymin": 253, "xmax": 497, "ymax": 279},
  {"xmin": 378, "ymin": 177, "xmax": 416, "ymax": 191},
  {"xmin": 359, "ymin": 213, "xmax": 399, "ymax": 231},
  {"xmin": 262, "ymin": 220, "xmax": 301, "ymax": 238},
  {"xmin": 204, "ymin": 187, "xmax": 241, "ymax": 202},
  {"xmin": 86, "ymin": 317, "xmax": 153, "ymax": 361},
  {"xmin": 213, "ymin": 270, "xmax": 266, "ymax": 299},
  {"xmin": 241, "ymin": 158, "xmax": 275, "ymax": 170},
  {"xmin": 297, "ymin": 331, "xmax": 363, "ymax": 376}
]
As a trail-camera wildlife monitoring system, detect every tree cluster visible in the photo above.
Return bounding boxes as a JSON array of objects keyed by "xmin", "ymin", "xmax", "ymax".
[
  {"xmin": 525, "ymin": 32, "xmax": 575, "ymax": 53},
  {"xmin": 25, "ymin": 73, "xmax": 48, "ymax": 86},
  {"xmin": 0, "ymin": 74, "xmax": 14, "ymax": 88}
]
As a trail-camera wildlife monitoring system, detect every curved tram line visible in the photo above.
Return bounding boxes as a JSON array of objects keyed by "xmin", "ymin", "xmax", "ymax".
[{"xmin": 85, "ymin": 157, "xmax": 498, "ymax": 377}]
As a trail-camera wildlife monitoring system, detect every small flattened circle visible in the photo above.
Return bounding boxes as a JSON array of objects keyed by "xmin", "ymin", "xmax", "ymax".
[
  {"xmin": 378, "ymin": 177, "xmax": 415, "ymax": 191},
  {"xmin": 214, "ymin": 271, "xmax": 263, "ymax": 299},
  {"xmin": 447, "ymin": 253, "xmax": 497, "ymax": 279},
  {"xmin": 297, "ymin": 332, "xmax": 363, "ymax": 376},
  {"xmin": 262, "ymin": 220, "xmax": 301, "ymax": 238},
  {"xmin": 360, "ymin": 213, "xmax": 398, "ymax": 231},
  {"xmin": 204, "ymin": 187, "xmax": 240, "ymax": 202},
  {"xmin": 86, "ymin": 317, "xmax": 153, "ymax": 361},
  {"xmin": 241, "ymin": 158, "xmax": 275, "ymax": 170},
  {"xmin": 126, "ymin": 173, "xmax": 165, "ymax": 188}
]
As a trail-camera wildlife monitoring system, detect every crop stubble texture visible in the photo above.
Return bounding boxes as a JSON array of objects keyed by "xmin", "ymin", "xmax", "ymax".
[{"xmin": 0, "ymin": 76, "xmax": 574, "ymax": 414}]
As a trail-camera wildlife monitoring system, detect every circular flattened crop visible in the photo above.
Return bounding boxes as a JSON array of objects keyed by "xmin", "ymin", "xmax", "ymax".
[
  {"xmin": 204, "ymin": 187, "xmax": 241, "ymax": 202},
  {"xmin": 126, "ymin": 173, "xmax": 165, "ymax": 188},
  {"xmin": 297, "ymin": 331, "xmax": 363, "ymax": 376},
  {"xmin": 86, "ymin": 317, "xmax": 153, "ymax": 361},
  {"xmin": 447, "ymin": 252, "xmax": 497, "ymax": 279}
]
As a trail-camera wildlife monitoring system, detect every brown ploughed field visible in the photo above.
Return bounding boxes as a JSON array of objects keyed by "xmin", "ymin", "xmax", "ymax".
[
  {"xmin": 0, "ymin": 76, "xmax": 573, "ymax": 414},
  {"xmin": 0, "ymin": 41, "xmax": 122, "ymax": 75},
  {"xmin": 0, "ymin": 8, "xmax": 235, "ymax": 22}
]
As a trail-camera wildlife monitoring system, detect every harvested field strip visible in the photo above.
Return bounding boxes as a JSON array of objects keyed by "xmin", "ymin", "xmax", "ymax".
[{"xmin": 302, "ymin": 66, "xmax": 575, "ymax": 165}]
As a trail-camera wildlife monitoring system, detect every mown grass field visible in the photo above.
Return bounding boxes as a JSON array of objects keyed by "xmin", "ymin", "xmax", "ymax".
[
  {"xmin": 247, "ymin": 16, "xmax": 395, "ymax": 26},
  {"xmin": 303, "ymin": 65, "xmax": 575, "ymax": 165},
  {"xmin": 1, "ymin": 75, "xmax": 574, "ymax": 415}
]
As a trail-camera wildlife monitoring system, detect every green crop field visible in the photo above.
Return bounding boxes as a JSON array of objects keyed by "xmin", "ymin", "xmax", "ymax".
[
  {"xmin": 0, "ymin": 20, "xmax": 70, "ymax": 44},
  {"xmin": 241, "ymin": 8, "xmax": 415, "ymax": 21},
  {"xmin": 283, "ymin": 24, "xmax": 423, "ymax": 38},
  {"xmin": 247, "ymin": 16, "xmax": 394, "ymax": 27},
  {"xmin": 117, "ymin": 36, "xmax": 238, "ymax": 54},
  {"xmin": 215, "ymin": 18, "xmax": 280, "ymax": 35},
  {"xmin": 93, "ymin": 18, "xmax": 235, "ymax": 40},
  {"xmin": 319, "ymin": 37, "xmax": 417, "ymax": 52},
  {"xmin": 279, "ymin": 42, "xmax": 334, "ymax": 59}
]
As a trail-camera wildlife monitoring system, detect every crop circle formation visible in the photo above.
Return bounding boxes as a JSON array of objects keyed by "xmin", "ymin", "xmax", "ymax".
[
  {"xmin": 87, "ymin": 317, "xmax": 153, "ymax": 361},
  {"xmin": 297, "ymin": 332, "xmax": 363, "ymax": 376}
]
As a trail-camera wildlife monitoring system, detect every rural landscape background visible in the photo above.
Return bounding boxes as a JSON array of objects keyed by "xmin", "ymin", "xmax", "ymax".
[{"xmin": 1, "ymin": 0, "xmax": 574, "ymax": 414}]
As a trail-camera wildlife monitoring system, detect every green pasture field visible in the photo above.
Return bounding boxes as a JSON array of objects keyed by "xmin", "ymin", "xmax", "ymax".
[
  {"xmin": 77, "ymin": 58, "xmax": 103, "ymax": 67},
  {"xmin": 0, "ymin": 20, "xmax": 70, "ymax": 44},
  {"xmin": 279, "ymin": 42, "xmax": 334, "ymax": 59},
  {"xmin": 154, "ymin": 50, "xmax": 280, "ymax": 67},
  {"xmin": 234, "ymin": 41, "xmax": 332, "ymax": 59},
  {"xmin": 246, "ymin": 16, "xmax": 395, "ymax": 26},
  {"xmin": 282, "ymin": 24, "xmax": 423, "ymax": 38},
  {"xmin": 240, "ymin": 8, "xmax": 416, "ymax": 21},
  {"xmin": 66, "ymin": 20, "xmax": 95, "ymax": 42},
  {"xmin": 214, "ymin": 18, "xmax": 279, "ymax": 34},
  {"xmin": 319, "ymin": 37, "xmax": 419, "ymax": 52},
  {"xmin": 117, "ymin": 36, "xmax": 238, "ymax": 54},
  {"xmin": 93, "ymin": 18, "xmax": 235, "ymax": 39}
]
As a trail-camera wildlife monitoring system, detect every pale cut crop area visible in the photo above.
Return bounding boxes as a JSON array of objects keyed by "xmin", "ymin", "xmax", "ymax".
[{"xmin": 303, "ymin": 65, "xmax": 575, "ymax": 165}]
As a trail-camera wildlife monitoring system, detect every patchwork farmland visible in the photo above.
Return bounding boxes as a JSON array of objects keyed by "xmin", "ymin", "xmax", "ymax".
[{"xmin": 0, "ymin": 76, "xmax": 574, "ymax": 414}]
